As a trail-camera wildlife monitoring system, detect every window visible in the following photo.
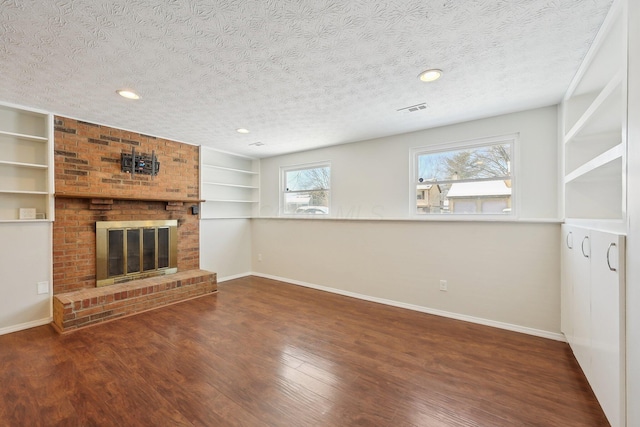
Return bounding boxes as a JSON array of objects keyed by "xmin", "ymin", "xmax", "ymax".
[
  {"xmin": 413, "ymin": 135, "xmax": 516, "ymax": 216},
  {"xmin": 281, "ymin": 162, "xmax": 330, "ymax": 215}
]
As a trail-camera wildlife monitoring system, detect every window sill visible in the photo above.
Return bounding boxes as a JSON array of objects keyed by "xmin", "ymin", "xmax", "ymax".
[{"xmin": 259, "ymin": 216, "xmax": 561, "ymax": 224}]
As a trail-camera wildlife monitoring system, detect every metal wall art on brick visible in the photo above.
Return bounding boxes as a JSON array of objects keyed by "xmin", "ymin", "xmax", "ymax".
[{"xmin": 121, "ymin": 149, "xmax": 160, "ymax": 178}]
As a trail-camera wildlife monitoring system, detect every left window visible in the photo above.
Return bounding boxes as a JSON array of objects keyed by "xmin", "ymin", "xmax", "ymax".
[{"xmin": 281, "ymin": 162, "xmax": 331, "ymax": 215}]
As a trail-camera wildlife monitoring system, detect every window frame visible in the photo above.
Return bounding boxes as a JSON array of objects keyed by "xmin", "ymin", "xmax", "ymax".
[
  {"xmin": 410, "ymin": 134, "xmax": 519, "ymax": 219},
  {"xmin": 280, "ymin": 161, "xmax": 331, "ymax": 216}
]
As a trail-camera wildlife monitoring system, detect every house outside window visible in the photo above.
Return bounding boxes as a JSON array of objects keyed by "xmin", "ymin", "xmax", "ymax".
[
  {"xmin": 412, "ymin": 135, "xmax": 516, "ymax": 216},
  {"xmin": 281, "ymin": 162, "xmax": 330, "ymax": 215}
]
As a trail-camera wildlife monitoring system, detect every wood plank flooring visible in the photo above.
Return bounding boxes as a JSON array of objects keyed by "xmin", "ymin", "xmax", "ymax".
[{"xmin": 0, "ymin": 276, "xmax": 609, "ymax": 426}]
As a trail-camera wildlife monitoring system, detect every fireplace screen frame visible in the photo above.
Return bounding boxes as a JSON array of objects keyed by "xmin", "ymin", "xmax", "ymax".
[{"xmin": 96, "ymin": 220, "xmax": 178, "ymax": 287}]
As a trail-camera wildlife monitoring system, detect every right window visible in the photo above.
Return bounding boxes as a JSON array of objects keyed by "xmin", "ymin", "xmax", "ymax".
[{"xmin": 414, "ymin": 135, "xmax": 516, "ymax": 216}]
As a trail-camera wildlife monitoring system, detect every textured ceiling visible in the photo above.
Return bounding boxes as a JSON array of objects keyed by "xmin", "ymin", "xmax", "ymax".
[{"xmin": 0, "ymin": 0, "xmax": 613, "ymax": 158}]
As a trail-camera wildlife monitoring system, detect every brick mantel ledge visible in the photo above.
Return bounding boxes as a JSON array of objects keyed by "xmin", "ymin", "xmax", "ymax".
[
  {"xmin": 54, "ymin": 191, "xmax": 204, "ymax": 203},
  {"xmin": 52, "ymin": 269, "xmax": 217, "ymax": 333}
]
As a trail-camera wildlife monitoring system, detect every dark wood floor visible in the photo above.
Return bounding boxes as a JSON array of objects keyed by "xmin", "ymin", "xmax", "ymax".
[{"xmin": 0, "ymin": 276, "xmax": 608, "ymax": 426}]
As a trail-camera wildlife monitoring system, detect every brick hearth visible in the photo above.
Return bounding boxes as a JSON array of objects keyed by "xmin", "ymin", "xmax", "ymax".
[{"xmin": 53, "ymin": 270, "xmax": 217, "ymax": 333}]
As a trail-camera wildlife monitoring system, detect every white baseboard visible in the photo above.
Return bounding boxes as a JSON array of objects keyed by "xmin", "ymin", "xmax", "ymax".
[
  {"xmin": 217, "ymin": 272, "xmax": 252, "ymax": 283},
  {"xmin": 250, "ymin": 272, "xmax": 565, "ymax": 342},
  {"xmin": 0, "ymin": 317, "xmax": 52, "ymax": 336}
]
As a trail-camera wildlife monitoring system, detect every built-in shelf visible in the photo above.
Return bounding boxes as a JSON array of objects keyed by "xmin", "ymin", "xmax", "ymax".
[
  {"xmin": 565, "ymin": 131, "xmax": 621, "ymax": 173},
  {"xmin": 0, "ymin": 129, "xmax": 48, "ymax": 142},
  {"xmin": 0, "ymin": 219, "xmax": 50, "ymax": 223},
  {"xmin": 0, "ymin": 190, "xmax": 49, "ymax": 195},
  {"xmin": 564, "ymin": 143, "xmax": 624, "ymax": 184},
  {"xmin": 204, "ymin": 199, "xmax": 257, "ymax": 203},
  {"xmin": 0, "ymin": 104, "xmax": 53, "ymax": 221},
  {"xmin": 200, "ymin": 216, "xmax": 253, "ymax": 220},
  {"xmin": 200, "ymin": 147, "xmax": 260, "ymax": 219},
  {"xmin": 0, "ymin": 160, "xmax": 47, "ymax": 169},
  {"xmin": 564, "ymin": 74, "xmax": 623, "ymax": 144},
  {"xmin": 202, "ymin": 164, "xmax": 259, "ymax": 175},
  {"xmin": 202, "ymin": 182, "xmax": 259, "ymax": 189},
  {"xmin": 561, "ymin": 1, "xmax": 626, "ymax": 233}
]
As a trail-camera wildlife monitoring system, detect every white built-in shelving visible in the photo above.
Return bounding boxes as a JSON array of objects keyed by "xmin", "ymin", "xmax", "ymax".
[
  {"xmin": 561, "ymin": 1, "xmax": 627, "ymax": 232},
  {"xmin": 200, "ymin": 147, "xmax": 259, "ymax": 219},
  {"xmin": 0, "ymin": 104, "xmax": 53, "ymax": 222},
  {"xmin": 560, "ymin": 2, "xmax": 629, "ymax": 426}
]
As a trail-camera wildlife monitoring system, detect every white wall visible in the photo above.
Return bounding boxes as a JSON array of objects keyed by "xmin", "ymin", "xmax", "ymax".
[
  {"xmin": 252, "ymin": 106, "xmax": 561, "ymax": 336},
  {"xmin": 200, "ymin": 218, "xmax": 252, "ymax": 281},
  {"xmin": 626, "ymin": 0, "xmax": 639, "ymax": 423},
  {"xmin": 0, "ymin": 222, "xmax": 51, "ymax": 334},
  {"xmin": 259, "ymin": 106, "xmax": 558, "ymax": 220}
]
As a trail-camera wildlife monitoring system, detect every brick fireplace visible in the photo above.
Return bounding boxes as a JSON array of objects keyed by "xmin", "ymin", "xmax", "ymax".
[{"xmin": 51, "ymin": 118, "xmax": 217, "ymax": 332}]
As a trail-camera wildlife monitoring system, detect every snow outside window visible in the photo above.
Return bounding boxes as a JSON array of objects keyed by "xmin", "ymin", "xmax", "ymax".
[{"xmin": 413, "ymin": 135, "xmax": 516, "ymax": 216}]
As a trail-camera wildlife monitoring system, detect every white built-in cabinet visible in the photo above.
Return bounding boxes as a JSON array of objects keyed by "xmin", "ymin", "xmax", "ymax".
[
  {"xmin": 561, "ymin": 226, "xmax": 589, "ymax": 372},
  {"xmin": 560, "ymin": 1, "xmax": 629, "ymax": 426},
  {"xmin": 561, "ymin": 225, "xmax": 626, "ymax": 427},
  {"xmin": 200, "ymin": 146, "xmax": 259, "ymax": 219},
  {"xmin": 0, "ymin": 103, "xmax": 53, "ymax": 222}
]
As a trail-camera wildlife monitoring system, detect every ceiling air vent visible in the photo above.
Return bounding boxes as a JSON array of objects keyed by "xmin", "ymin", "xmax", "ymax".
[{"xmin": 397, "ymin": 103, "xmax": 428, "ymax": 113}]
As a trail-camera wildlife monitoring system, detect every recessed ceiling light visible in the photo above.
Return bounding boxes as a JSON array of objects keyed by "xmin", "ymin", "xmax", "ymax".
[
  {"xmin": 418, "ymin": 69, "xmax": 443, "ymax": 82},
  {"xmin": 116, "ymin": 89, "xmax": 140, "ymax": 100},
  {"xmin": 236, "ymin": 128, "xmax": 250, "ymax": 134}
]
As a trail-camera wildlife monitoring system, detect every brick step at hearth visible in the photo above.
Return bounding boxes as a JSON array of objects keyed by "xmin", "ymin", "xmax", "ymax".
[{"xmin": 53, "ymin": 269, "xmax": 217, "ymax": 333}]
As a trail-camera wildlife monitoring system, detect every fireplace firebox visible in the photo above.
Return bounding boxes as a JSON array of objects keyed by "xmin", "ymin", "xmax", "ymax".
[{"xmin": 96, "ymin": 220, "xmax": 178, "ymax": 287}]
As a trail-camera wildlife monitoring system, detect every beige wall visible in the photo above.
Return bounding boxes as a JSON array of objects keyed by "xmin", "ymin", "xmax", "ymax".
[
  {"xmin": 252, "ymin": 219, "xmax": 561, "ymax": 335},
  {"xmin": 0, "ymin": 222, "xmax": 51, "ymax": 333},
  {"xmin": 200, "ymin": 219, "xmax": 252, "ymax": 281}
]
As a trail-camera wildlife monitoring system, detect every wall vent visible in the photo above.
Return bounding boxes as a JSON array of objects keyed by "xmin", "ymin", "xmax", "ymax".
[{"xmin": 397, "ymin": 103, "xmax": 428, "ymax": 113}]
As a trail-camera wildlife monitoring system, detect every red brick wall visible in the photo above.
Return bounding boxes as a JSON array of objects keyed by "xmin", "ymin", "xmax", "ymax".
[
  {"xmin": 54, "ymin": 117, "xmax": 199, "ymax": 199},
  {"xmin": 53, "ymin": 117, "xmax": 200, "ymax": 294}
]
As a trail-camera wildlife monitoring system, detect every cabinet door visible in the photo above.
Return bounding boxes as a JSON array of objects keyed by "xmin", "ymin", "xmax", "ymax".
[
  {"xmin": 590, "ymin": 230, "xmax": 625, "ymax": 427},
  {"xmin": 560, "ymin": 225, "xmax": 575, "ymax": 342},
  {"xmin": 571, "ymin": 227, "xmax": 592, "ymax": 380}
]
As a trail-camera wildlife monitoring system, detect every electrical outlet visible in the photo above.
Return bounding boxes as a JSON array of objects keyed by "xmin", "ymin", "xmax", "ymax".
[
  {"xmin": 37, "ymin": 281, "xmax": 49, "ymax": 295},
  {"xmin": 258, "ymin": 253, "xmax": 263, "ymax": 262},
  {"xmin": 439, "ymin": 280, "xmax": 448, "ymax": 292}
]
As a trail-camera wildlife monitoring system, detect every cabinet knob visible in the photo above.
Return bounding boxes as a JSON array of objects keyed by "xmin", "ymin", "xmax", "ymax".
[
  {"xmin": 566, "ymin": 231, "xmax": 573, "ymax": 249},
  {"xmin": 607, "ymin": 243, "xmax": 617, "ymax": 272}
]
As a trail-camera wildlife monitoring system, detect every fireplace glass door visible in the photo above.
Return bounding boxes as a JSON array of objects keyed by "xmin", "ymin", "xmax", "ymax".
[
  {"xmin": 127, "ymin": 229, "xmax": 141, "ymax": 274},
  {"xmin": 97, "ymin": 220, "xmax": 178, "ymax": 287}
]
